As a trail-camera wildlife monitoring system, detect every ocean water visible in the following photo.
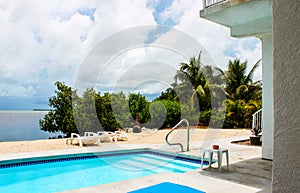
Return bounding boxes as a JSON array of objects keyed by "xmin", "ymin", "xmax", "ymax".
[{"xmin": 0, "ymin": 111, "xmax": 54, "ymax": 142}]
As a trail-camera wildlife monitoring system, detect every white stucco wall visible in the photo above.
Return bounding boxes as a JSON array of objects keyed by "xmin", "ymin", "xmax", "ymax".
[
  {"xmin": 272, "ymin": 0, "xmax": 300, "ymax": 192},
  {"xmin": 261, "ymin": 34, "xmax": 274, "ymax": 160}
]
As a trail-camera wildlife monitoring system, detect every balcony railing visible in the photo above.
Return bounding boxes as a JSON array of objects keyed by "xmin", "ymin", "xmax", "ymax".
[
  {"xmin": 252, "ymin": 109, "xmax": 262, "ymax": 134},
  {"xmin": 203, "ymin": 0, "xmax": 226, "ymax": 8}
]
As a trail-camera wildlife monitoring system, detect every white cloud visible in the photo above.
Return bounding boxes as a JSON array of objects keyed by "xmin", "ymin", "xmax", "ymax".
[
  {"xmin": 0, "ymin": 0, "xmax": 263, "ymax": 109},
  {"xmin": 0, "ymin": 0, "xmax": 155, "ymax": 101},
  {"xmin": 171, "ymin": 0, "xmax": 262, "ymax": 74},
  {"xmin": 92, "ymin": 45, "xmax": 186, "ymax": 95},
  {"xmin": 159, "ymin": 0, "xmax": 194, "ymax": 24}
]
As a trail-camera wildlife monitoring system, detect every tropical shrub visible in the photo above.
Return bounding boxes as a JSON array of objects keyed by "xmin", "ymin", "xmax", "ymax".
[
  {"xmin": 181, "ymin": 104, "xmax": 199, "ymax": 126},
  {"xmin": 209, "ymin": 109, "xmax": 226, "ymax": 128},
  {"xmin": 145, "ymin": 101, "xmax": 167, "ymax": 129},
  {"xmin": 159, "ymin": 100, "xmax": 181, "ymax": 128},
  {"xmin": 198, "ymin": 110, "xmax": 211, "ymax": 126}
]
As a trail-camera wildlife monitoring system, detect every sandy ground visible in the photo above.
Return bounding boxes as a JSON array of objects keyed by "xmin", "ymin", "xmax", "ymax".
[{"xmin": 0, "ymin": 128, "xmax": 250, "ymax": 154}]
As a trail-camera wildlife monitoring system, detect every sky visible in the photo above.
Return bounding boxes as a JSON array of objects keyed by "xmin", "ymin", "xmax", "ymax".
[{"xmin": 0, "ymin": 0, "xmax": 261, "ymax": 110}]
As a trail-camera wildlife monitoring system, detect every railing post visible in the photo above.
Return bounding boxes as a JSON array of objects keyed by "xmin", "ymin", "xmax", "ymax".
[
  {"xmin": 186, "ymin": 120, "xmax": 190, "ymax": 151},
  {"xmin": 252, "ymin": 109, "xmax": 263, "ymax": 132},
  {"xmin": 203, "ymin": 0, "xmax": 207, "ymax": 8}
]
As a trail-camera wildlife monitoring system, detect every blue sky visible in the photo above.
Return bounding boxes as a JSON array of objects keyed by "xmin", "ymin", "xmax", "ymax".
[{"xmin": 0, "ymin": 0, "xmax": 261, "ymax": 110}]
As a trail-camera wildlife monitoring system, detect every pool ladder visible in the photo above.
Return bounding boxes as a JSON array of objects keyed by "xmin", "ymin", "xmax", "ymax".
[{"xmin": 165, "ymin": 119, "xmax": 190, "ymax": 152}]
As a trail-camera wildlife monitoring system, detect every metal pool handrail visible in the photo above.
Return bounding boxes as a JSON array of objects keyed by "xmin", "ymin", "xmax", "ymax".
[{"xmin": 165, "ymin": 119, "xmax": 190, "ymax": 152}]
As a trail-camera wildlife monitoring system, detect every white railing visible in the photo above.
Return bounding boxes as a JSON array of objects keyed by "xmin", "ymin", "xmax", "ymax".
[
  {"xmin": 252, "ymin": 109, "xmax": 262, "ymax": 134},
  {"xmin": 203, "ymin": 0, "xmax": 226, "ymax": 8},
  {"xmin": 165, "ymin": 119, "xmax": 190, "ymax": 152}
]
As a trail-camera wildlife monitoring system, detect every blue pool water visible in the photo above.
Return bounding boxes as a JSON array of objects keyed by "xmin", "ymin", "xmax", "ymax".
[{"xmin": 0, "ymin": 151, "xmax": 202, "ymax": 193}]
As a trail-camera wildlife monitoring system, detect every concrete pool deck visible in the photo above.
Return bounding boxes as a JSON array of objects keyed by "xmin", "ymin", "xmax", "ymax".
[
  {"xmin": 57, "ymin": 137, "xmax": 271, "ymax": 193},
  {"xmin": 0, "ymin": 129, "xmax": 272, "ymax": 193}
]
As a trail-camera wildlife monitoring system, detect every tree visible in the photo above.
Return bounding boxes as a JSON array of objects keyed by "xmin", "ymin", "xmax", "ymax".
[
  {"xmin": 128, "ymin": 93, "xmax": 150, "ymax": 124},
  {"xmin": 218, "ymin": 58, "xmax": 262, "ymax": 128},
  {"xmin": 218, "ymin": 58, "xmax": 262, "ymax": 102},
  {"xmin": 95, "ymin": 92, "xmax": 120, "ymax": 131},
  {"xmin": 145, "ymin": 101, "xmax": 167, "ymax": 129},
  {"xmin": 157, "ymin": 87, "xmax": 178, "ymax": 101},
  {"xmin": 39, "ymin": 81, "xmax": 78, "ymax": 137},
  {"xmin": 174, "ymin": 52, "xmax": 214, "ymax": 111},
  {"xmin": 158, "ymin": 100, "xmax": 181, "ymax": 128},
  {"xmin": 73, "ymin": 88, "xmax": 100, "ymax": 134},
  {"xmin": 111, "ymin": 92, "xmax": 132, "ymax": 128}
]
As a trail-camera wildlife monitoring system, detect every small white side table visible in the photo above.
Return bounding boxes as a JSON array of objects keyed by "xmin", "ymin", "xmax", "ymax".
[{"xmin": 201, "ymin": 148, "xmax": 229, "ymax": 172}]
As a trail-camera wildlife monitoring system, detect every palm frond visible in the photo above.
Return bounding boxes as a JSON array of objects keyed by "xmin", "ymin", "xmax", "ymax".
[
  {"xmin": 245, "ymin": 58, "xmax": 261, "ymax": 83},
  {"xmin": 236, "ymin": 85, "xmax": 249, "ymax": 96}
]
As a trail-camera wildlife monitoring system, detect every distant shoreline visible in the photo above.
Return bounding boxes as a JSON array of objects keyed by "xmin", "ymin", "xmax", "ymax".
[
  {"xmin": 0, "ymin": 110, "xmax": 50, "ymax": 112},
  {"xmin": 33, "ymin": 109, "xmax": 51, "ymax": 111}
]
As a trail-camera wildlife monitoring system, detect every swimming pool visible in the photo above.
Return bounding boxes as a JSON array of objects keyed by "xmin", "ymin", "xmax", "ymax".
[{"xmin": 0, "ymin": 149, "xmax": 204, "ymax": 193}]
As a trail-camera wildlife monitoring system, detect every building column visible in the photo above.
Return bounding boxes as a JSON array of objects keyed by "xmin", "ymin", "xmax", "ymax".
[
  {"xmin": 261, "ymin": 34, "xmax": 274, "ymax": 160},
  {"xmin": 272, "ymin": 0, "xmax": 300, "ymax": 192}
]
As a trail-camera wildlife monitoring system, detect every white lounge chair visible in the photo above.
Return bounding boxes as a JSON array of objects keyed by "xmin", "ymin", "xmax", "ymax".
[
  {"xmin": 114, "ymin": 131, "xmax": 129, "ymax": 142},
  {"xmin": 97, "ymin": 131, "xmax": 114, "ymax": 142},
  {"xmin": 66, "ymin": 132, "xmax": 100, "ymax": 146}
]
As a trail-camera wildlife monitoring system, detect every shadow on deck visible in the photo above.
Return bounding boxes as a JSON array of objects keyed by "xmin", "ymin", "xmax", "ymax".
[{"xmin": 198, "ymin": 156, "xmax": 272, "ymax": 192}]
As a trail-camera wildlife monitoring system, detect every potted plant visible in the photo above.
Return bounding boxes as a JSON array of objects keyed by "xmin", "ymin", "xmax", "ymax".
[{"xmin": 250, "ymin": 126, "xmax": 262, "ymax": 145}]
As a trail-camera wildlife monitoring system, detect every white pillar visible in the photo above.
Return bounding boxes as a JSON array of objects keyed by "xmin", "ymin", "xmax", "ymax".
[{"xmin": 261, "ymin": 34, "xmax": 274, "ymax": 160}]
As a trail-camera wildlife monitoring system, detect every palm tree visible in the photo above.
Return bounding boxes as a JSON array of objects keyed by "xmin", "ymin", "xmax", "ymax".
[
  {"xmin": 174, "ymin": 52, "xmax": 211, "ymax": 109},
  {"xmin": 217, "ymin": 58, "xmax": 262, "ymax": 102},
  {"xmin": 217, "ymin": 58, "xmax": 262, "ymax": 128}
]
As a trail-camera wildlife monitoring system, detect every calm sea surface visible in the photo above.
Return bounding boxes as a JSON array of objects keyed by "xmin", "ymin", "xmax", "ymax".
[{"xmin": 0, "ymin": 111, "xmax": 54, "ymax": 142}]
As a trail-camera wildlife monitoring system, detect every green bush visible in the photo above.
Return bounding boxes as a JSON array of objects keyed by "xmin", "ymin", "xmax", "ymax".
[
  {"xmin": 160, "ymin": 100, "xmax": 181, "ymax": 128},
  {"xmin": 222, "ymin": 114, "xmax": 235, "ymax": 128},
  {"xmin": 199, "ymin": 110, "xmax": 211, "ymax": 126},
  {"xmin": 209, "ymin": 109, "xmax": 226, "ymax": 128},
  {"xmin": 145, "ymin": 101, "xmax": 167, "ymax": 129}
]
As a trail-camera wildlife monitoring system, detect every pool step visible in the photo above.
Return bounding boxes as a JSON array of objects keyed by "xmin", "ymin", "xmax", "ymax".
[
  {"xmin": 113, "ymin": 155, "xmax": 197, "ymax": 173},
  {"xmin": 132, "ymin": 154, "xmax": 201, "ymax": 171},
  {"xmin": 138, "ymin": 153, "xmax": 201, "ymax": 168},
  {"xmin": 117, "ymin": 159, "xmax": 187, "ymax": 173}
]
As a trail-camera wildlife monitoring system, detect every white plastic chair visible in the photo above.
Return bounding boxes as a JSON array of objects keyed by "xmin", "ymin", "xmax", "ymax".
[
  {"xmin": 97, "ymin": 131, "xmax": 114, "ymax": 142},
  {"xmin": 66, "ymin": 132, "xmax": 100, "ymax": 146},
  {"xmin": 114, "ymin": 131, "xmax": 129, "ymax": 142}
]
